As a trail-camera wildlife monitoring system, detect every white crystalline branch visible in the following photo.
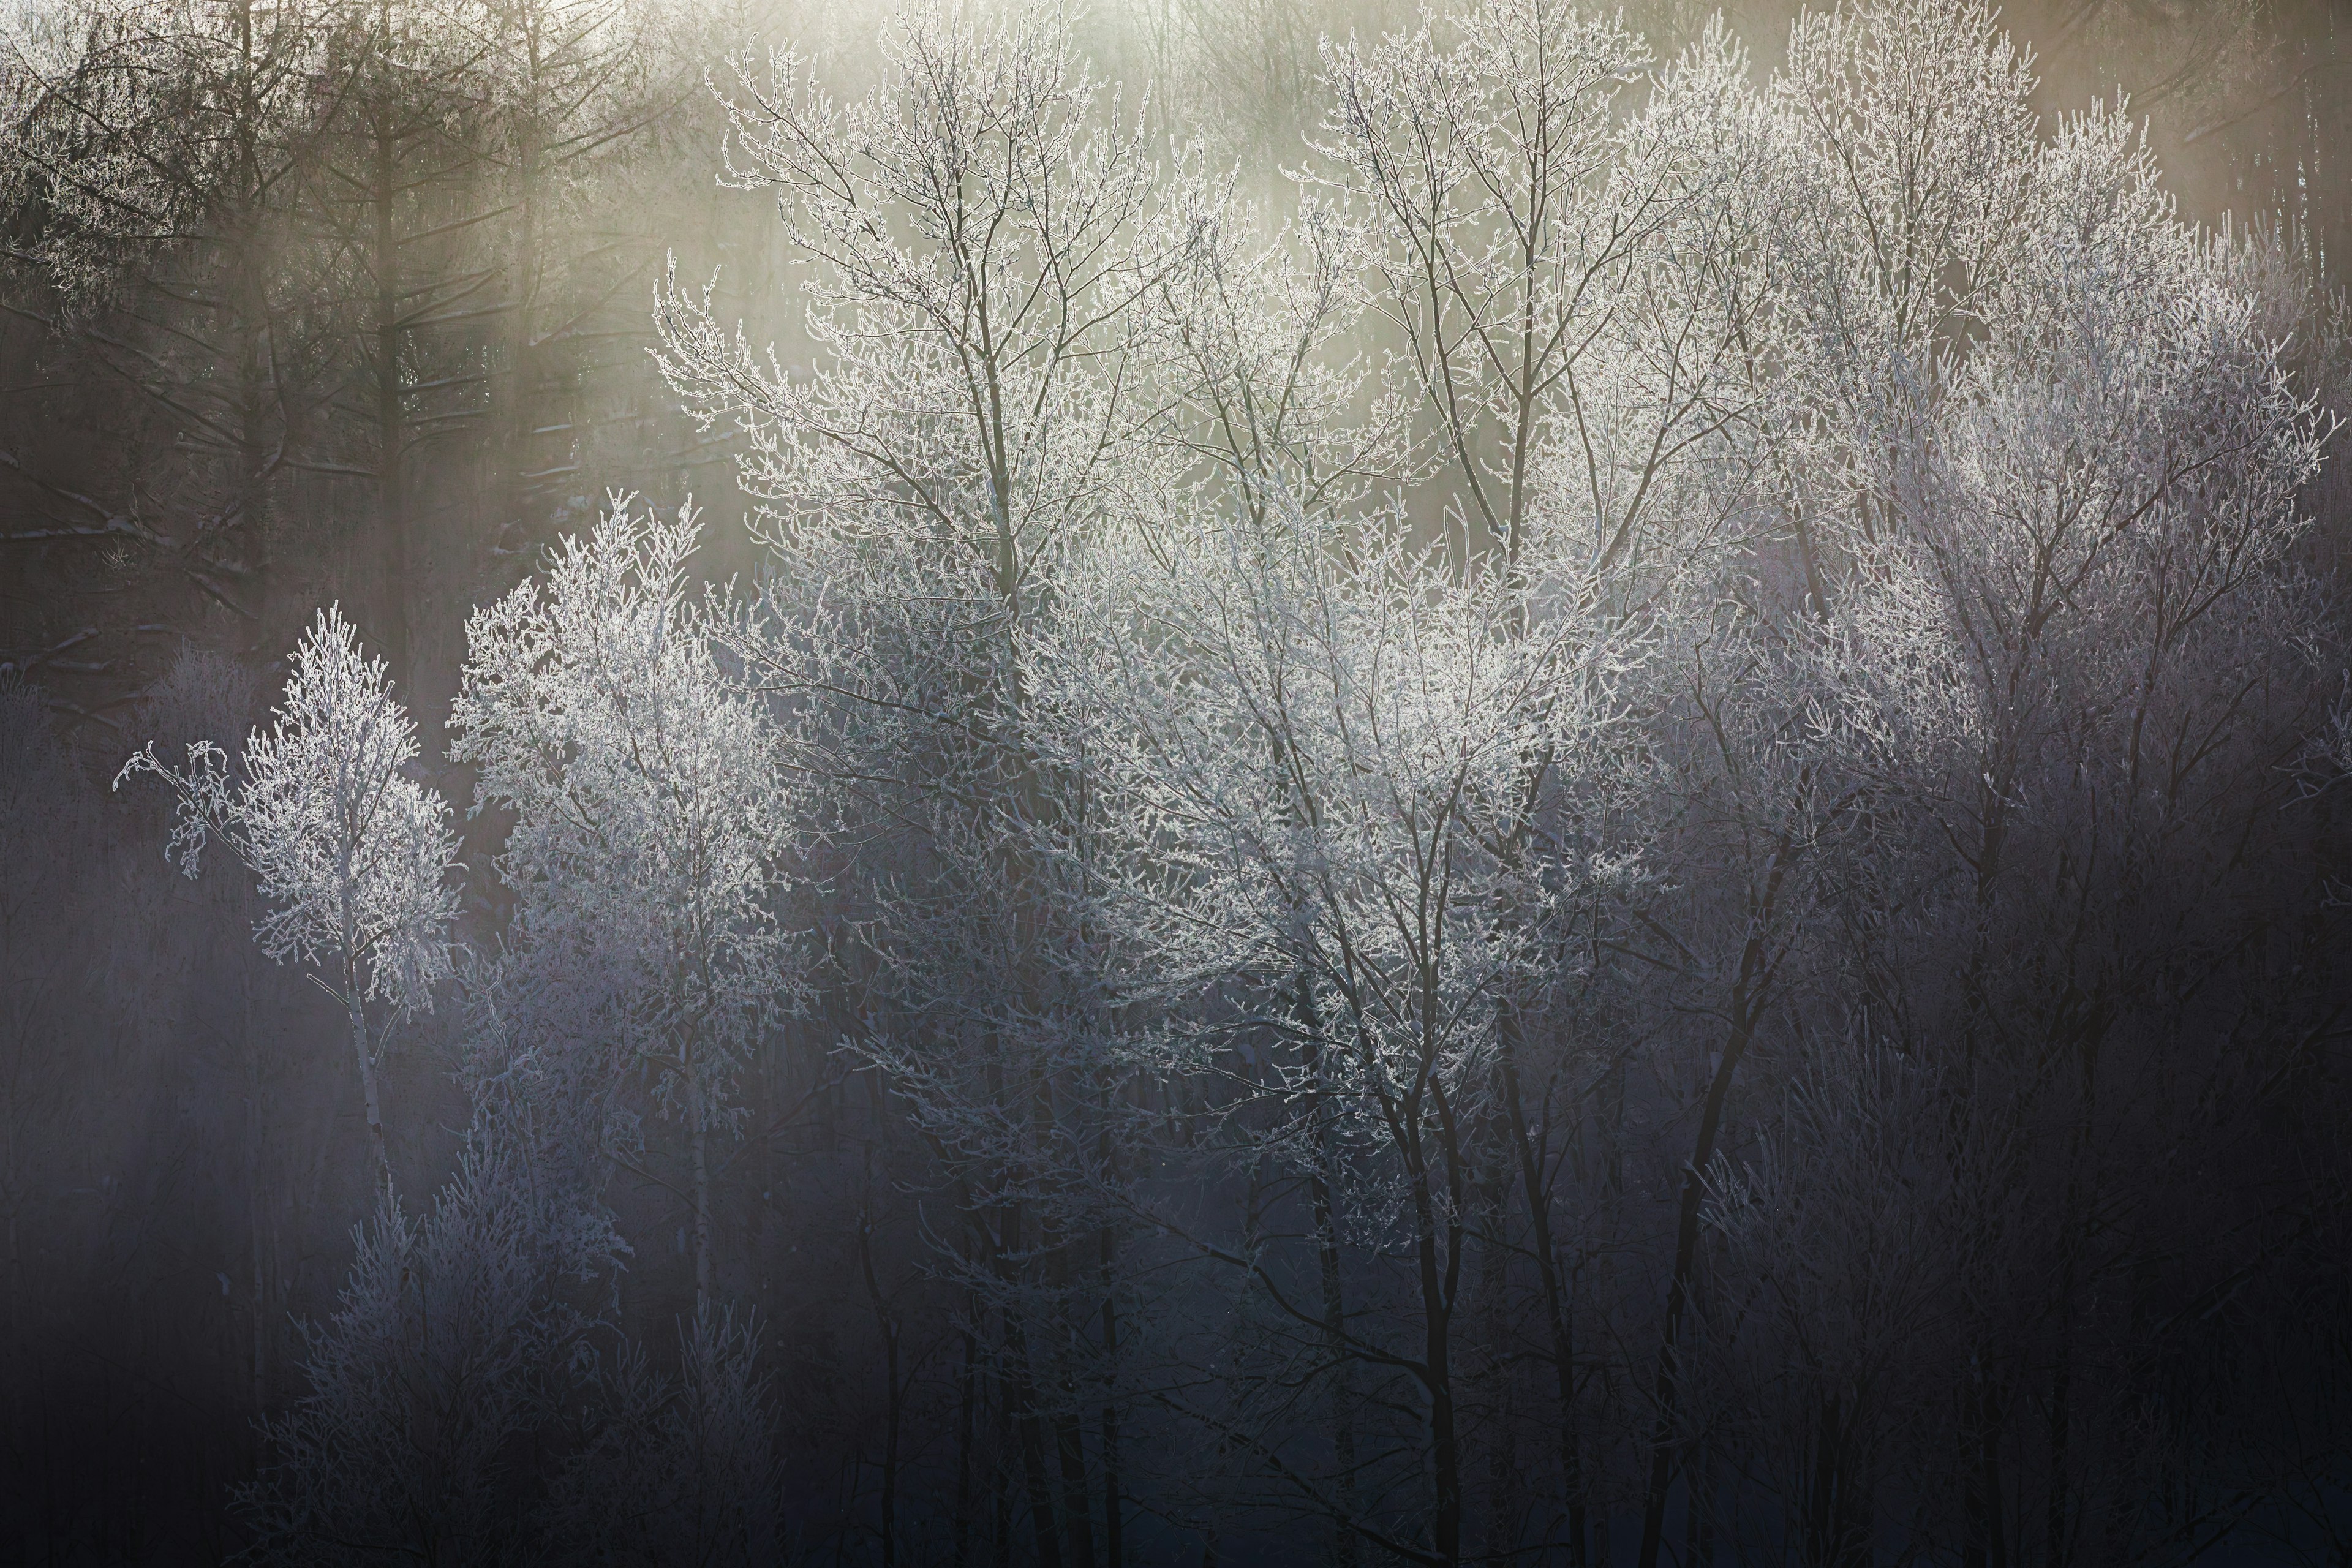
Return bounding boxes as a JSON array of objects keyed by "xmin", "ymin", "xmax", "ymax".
[{"xmin": 116, "ymin": 606, "xmax": 459, "ymax": 1185}]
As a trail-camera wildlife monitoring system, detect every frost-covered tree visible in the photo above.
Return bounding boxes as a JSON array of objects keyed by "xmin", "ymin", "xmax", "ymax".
[
  {"xmin": 1653, "ymin": 2, "xmax": 2334, "ymax": 1558},
  {"xmin": 115, "ymin": 606, "xmax": 459, "ymax": 1190},
  {"xmin": 1316, "ymin": 0, "xmax": 1770, "ymax": 584},
  {"xmin": 1321, "ymin": 9, "xmax": 1782, "ymax": 1550},
  {"xmin": 0, "ymin": 0, "xmax": 351, "ymax": 643},
  {"xmin": 456, "ymin": 0, "xmax": 685, "ymax": 554},
  {"xmin": 657, "ymin": 12, "xmax": 1187, "ymax": 1558},
  {"xmin": 232, "ymin": 1125, "xmax": 620, "ymax": 1567},
  {"xmin": 44, "ymin": 0, "xmax": 2352, "ymax": 1556},
  {"xmin": 451, "ymin": 495, "xmax": 795, "ymax": 1302},
  {"xmin": 1054, "ymin": 494, "xmax": 1643, "ymax": 1564},
  {"xmin": 539, "ymin": 1302, "xmax": 782, "ymax": 1566}
]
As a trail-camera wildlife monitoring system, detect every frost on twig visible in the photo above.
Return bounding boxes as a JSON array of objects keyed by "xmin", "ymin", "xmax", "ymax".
[{"xmin": 114, "ymin": 608, "xmax": 459, "ymax": 1186}]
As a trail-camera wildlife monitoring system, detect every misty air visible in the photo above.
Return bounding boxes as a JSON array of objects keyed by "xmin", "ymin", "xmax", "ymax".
[{"xmin": 2, "ymin": 0, "xmax": 2350, "ymax": 1562}]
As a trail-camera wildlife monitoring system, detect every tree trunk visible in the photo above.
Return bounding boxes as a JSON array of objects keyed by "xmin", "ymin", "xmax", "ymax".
[
  {"xmin": 1098, "ymin": 1183, "xmax": 1124, "ymax": 1568},
  {"xmin": 688, "ymin": 1069, "xmax": 714, "ymax": 1300},
  {"xmin": 1055, "ymin": 1401, "xmax": 1096, "ymax": 1568},
  {"xmin": 1962, "ymin": 1379, "xmax": 2008, "ymax": 1568},
  {"xmin": 1298, "ymin": 982, "xmax": 1360, "ymax": 1567},
  {"xmin": 956, "ymin": 1308, "xmax": 979, "ymax": 1568},
  {"xmin": 993, "ymin": 1191, "xmax": 1064, "ymax": 1568},
  {"xmin": 1635, "ymin": 864, "xmax": 1785, "ymax": 1568},
  {"xmin": 1312, "ymin": 1145, "xmax": 1360, "ymax": 1568},
  {"xmin": 861, "ymin": 1213, "xmax": 900, "ymax": 1568},
  {"xmin": 1498, "ymin": 1006, "xmax": 1583, "ymax": 1566},
  {"xmin": 1690, "ymin": 1432, "xmax": 1716, "ymax": 1568},
  {"xmin": 1806, "ymin": 1395, "xmax": 1863, "ymax": 1568},
  {"xmin": 500, "ymin": 53, "xmax": 542, "ymax": 551},
  {"xmin": 372, "ymin": 97, "xmax": 409, "ymax": 677},
  {"xmin": 1406, "ymin": 1125, "xmax": 1463, "ymax": 1567},
  {"xmin": 1479, "ymin": 1149, "xmax": 1515, "ymax": 1562},
  {"xmin": 1043, "ymin": 1207, "xmax": 1096, "ymax": 1568},
  {"xmin": 227, "ymin": 0, "xmax": 272, "ymax": 649},
  {"xmin": 993, "ymin": 1329, "xmax": 1016, "ymax": 1568},
  {"xmin": 1003, "ymin": 1307, "xmax": 1065, "ymax": 1568},
  {"xmin": 231, "ymin": 236, "xmax": 272, "ymax": 650},
  {"xmin": 347, "ymin": 992, "xmax": 388, "ymax": 1194},
  {"xmin": 243, "ymin": 972, "xmax": 270, "ymax": 1432}
]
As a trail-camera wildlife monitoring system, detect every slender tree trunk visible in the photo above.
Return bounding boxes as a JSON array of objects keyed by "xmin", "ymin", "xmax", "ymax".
[
  {"xmin": 1479, "ymin": 1149, "xmax": 1515, "ymax": 1561},
  {"xmin": 1806, "ymin": 1395, "xmax": 1842, "ymax": 1568},
  {"xmin": 2047, "ymin": 1017, "xmax": 2103, "ymax": 1568},
  {"xmin": 1310, "ymin": 1106, "xmax": 1360, "ymax": 1567},
  {"xmin": 1044, "ymin": 1210, "xmax": 1096, "ymax": 1568},
  {"xmin": 371, "ymin": 88, "xmax": 408, "ymax": 677},
  {"xmin": 1604, "ymin": 1052, "xmax": 1628, "ymax": 1197},
  {"xmin": 500, "ymin": 56, "xmax": 541, "ymax": 548},
  {"xmin": 1023, "ymin": 1062, "xmax": 1096, "ymax": 1568},
  {"xmin": 1003, "ymin": 1306, "xmax": 1065, "ymax": 1568},
  {"xmin": 3, "ymin": 1181, "xmax": 17, "ymax": 1432},
  {"xmin": 861, "ymin": 1213, "xmax": 901, "ymax": 1568},
  {"xmin": 1098, "ymin": 1208, "xmax": 1124, "ymax": 1568},
  {"xmin": 1632, "ymin": 1016, "xmax": 1744, "ymax": 1568},
  {"xmin": 1962, "ymin": 1380, "xmax": 2008, "ymax": 1568},
  {"xmin": 992, "ymin": 1189, "xmax": 1065, "ymax": 1568},
  {"xmin": 246, "ymin": 1124, "xmax": 268, "ymax": 1414},
  {"xmin": 1635, "ymin": 857, "xmax": 1786, "ymax": 1568},
  {"xmin": 994, "ymin": 1329, "xmax": 1016, "ymax": 1568},
  {"xmin": 1055, "ymin": 1398, "xmax": 1096, "ymax": 1568},
  {"xmin": 232, "ymin": 241, "xmax": 272, "ymax": 650},
  {"xmin": 688, "ymin": 1068, "xmax": 714, "ymax": 1300},
  {"xmin": 1098, "ymin": 1353, "xmax": 1122, "ymax": 1568},
  {"xmin": 346, "ymin": 992, "xmax": 388, "ymax": 1193},
  {"xmin": 2046, "ymin": 1278, "xmax": 2073, "ymax": 1568},
  {"xmin": 1406, "ymin": 1133, "xmax": 1463, "ymax": 1567},
  {"xmin": 956, "ymin": 1308, "xmax": 979, "ymax": 1568},
  {"xmin": 227, "ymin": 0, "xmax": 272, "ymax": 649},
  {"xmin": 1295, "ymin": 892, "xmax": 1361, "ymax": 1567},
  {"xmin": 243, "ymin": 971, "xmax": 269, "ymax": 1431},
  {"xmin": 1498, "ymin": 1006, "xmax": 1583, "ymax": 1566},
  {"xmin": 1692, "ymin": 1433, "xmax": 1716, "ymax": 1568}
]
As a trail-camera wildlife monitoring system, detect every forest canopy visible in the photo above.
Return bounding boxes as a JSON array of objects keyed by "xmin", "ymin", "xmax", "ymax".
[{"xmin": 4, "ymin": 0, "xmax": 2352, "ymax": 1564}]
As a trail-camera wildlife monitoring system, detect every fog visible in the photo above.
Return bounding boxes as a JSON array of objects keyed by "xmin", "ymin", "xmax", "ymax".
[{"xmin": 1, "ymin": 0, "xmax": 2349, "ymax": 1563}]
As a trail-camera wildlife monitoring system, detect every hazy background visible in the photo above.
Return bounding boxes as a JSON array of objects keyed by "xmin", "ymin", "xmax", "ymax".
[{"xmin": 1, "ymin": 0, "xmax": 2348, "ymax": 1562}]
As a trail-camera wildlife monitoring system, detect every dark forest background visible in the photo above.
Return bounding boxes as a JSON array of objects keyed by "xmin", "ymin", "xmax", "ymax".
[{"xmin": 6, "ymin": 0, "xmax": 2352, "ymax": 1564}]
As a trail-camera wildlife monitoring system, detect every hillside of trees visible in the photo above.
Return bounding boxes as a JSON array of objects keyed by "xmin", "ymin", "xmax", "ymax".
[{"xmin": 5, "ymin": 0, "xmax": 2352, "ymax": 1564}]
